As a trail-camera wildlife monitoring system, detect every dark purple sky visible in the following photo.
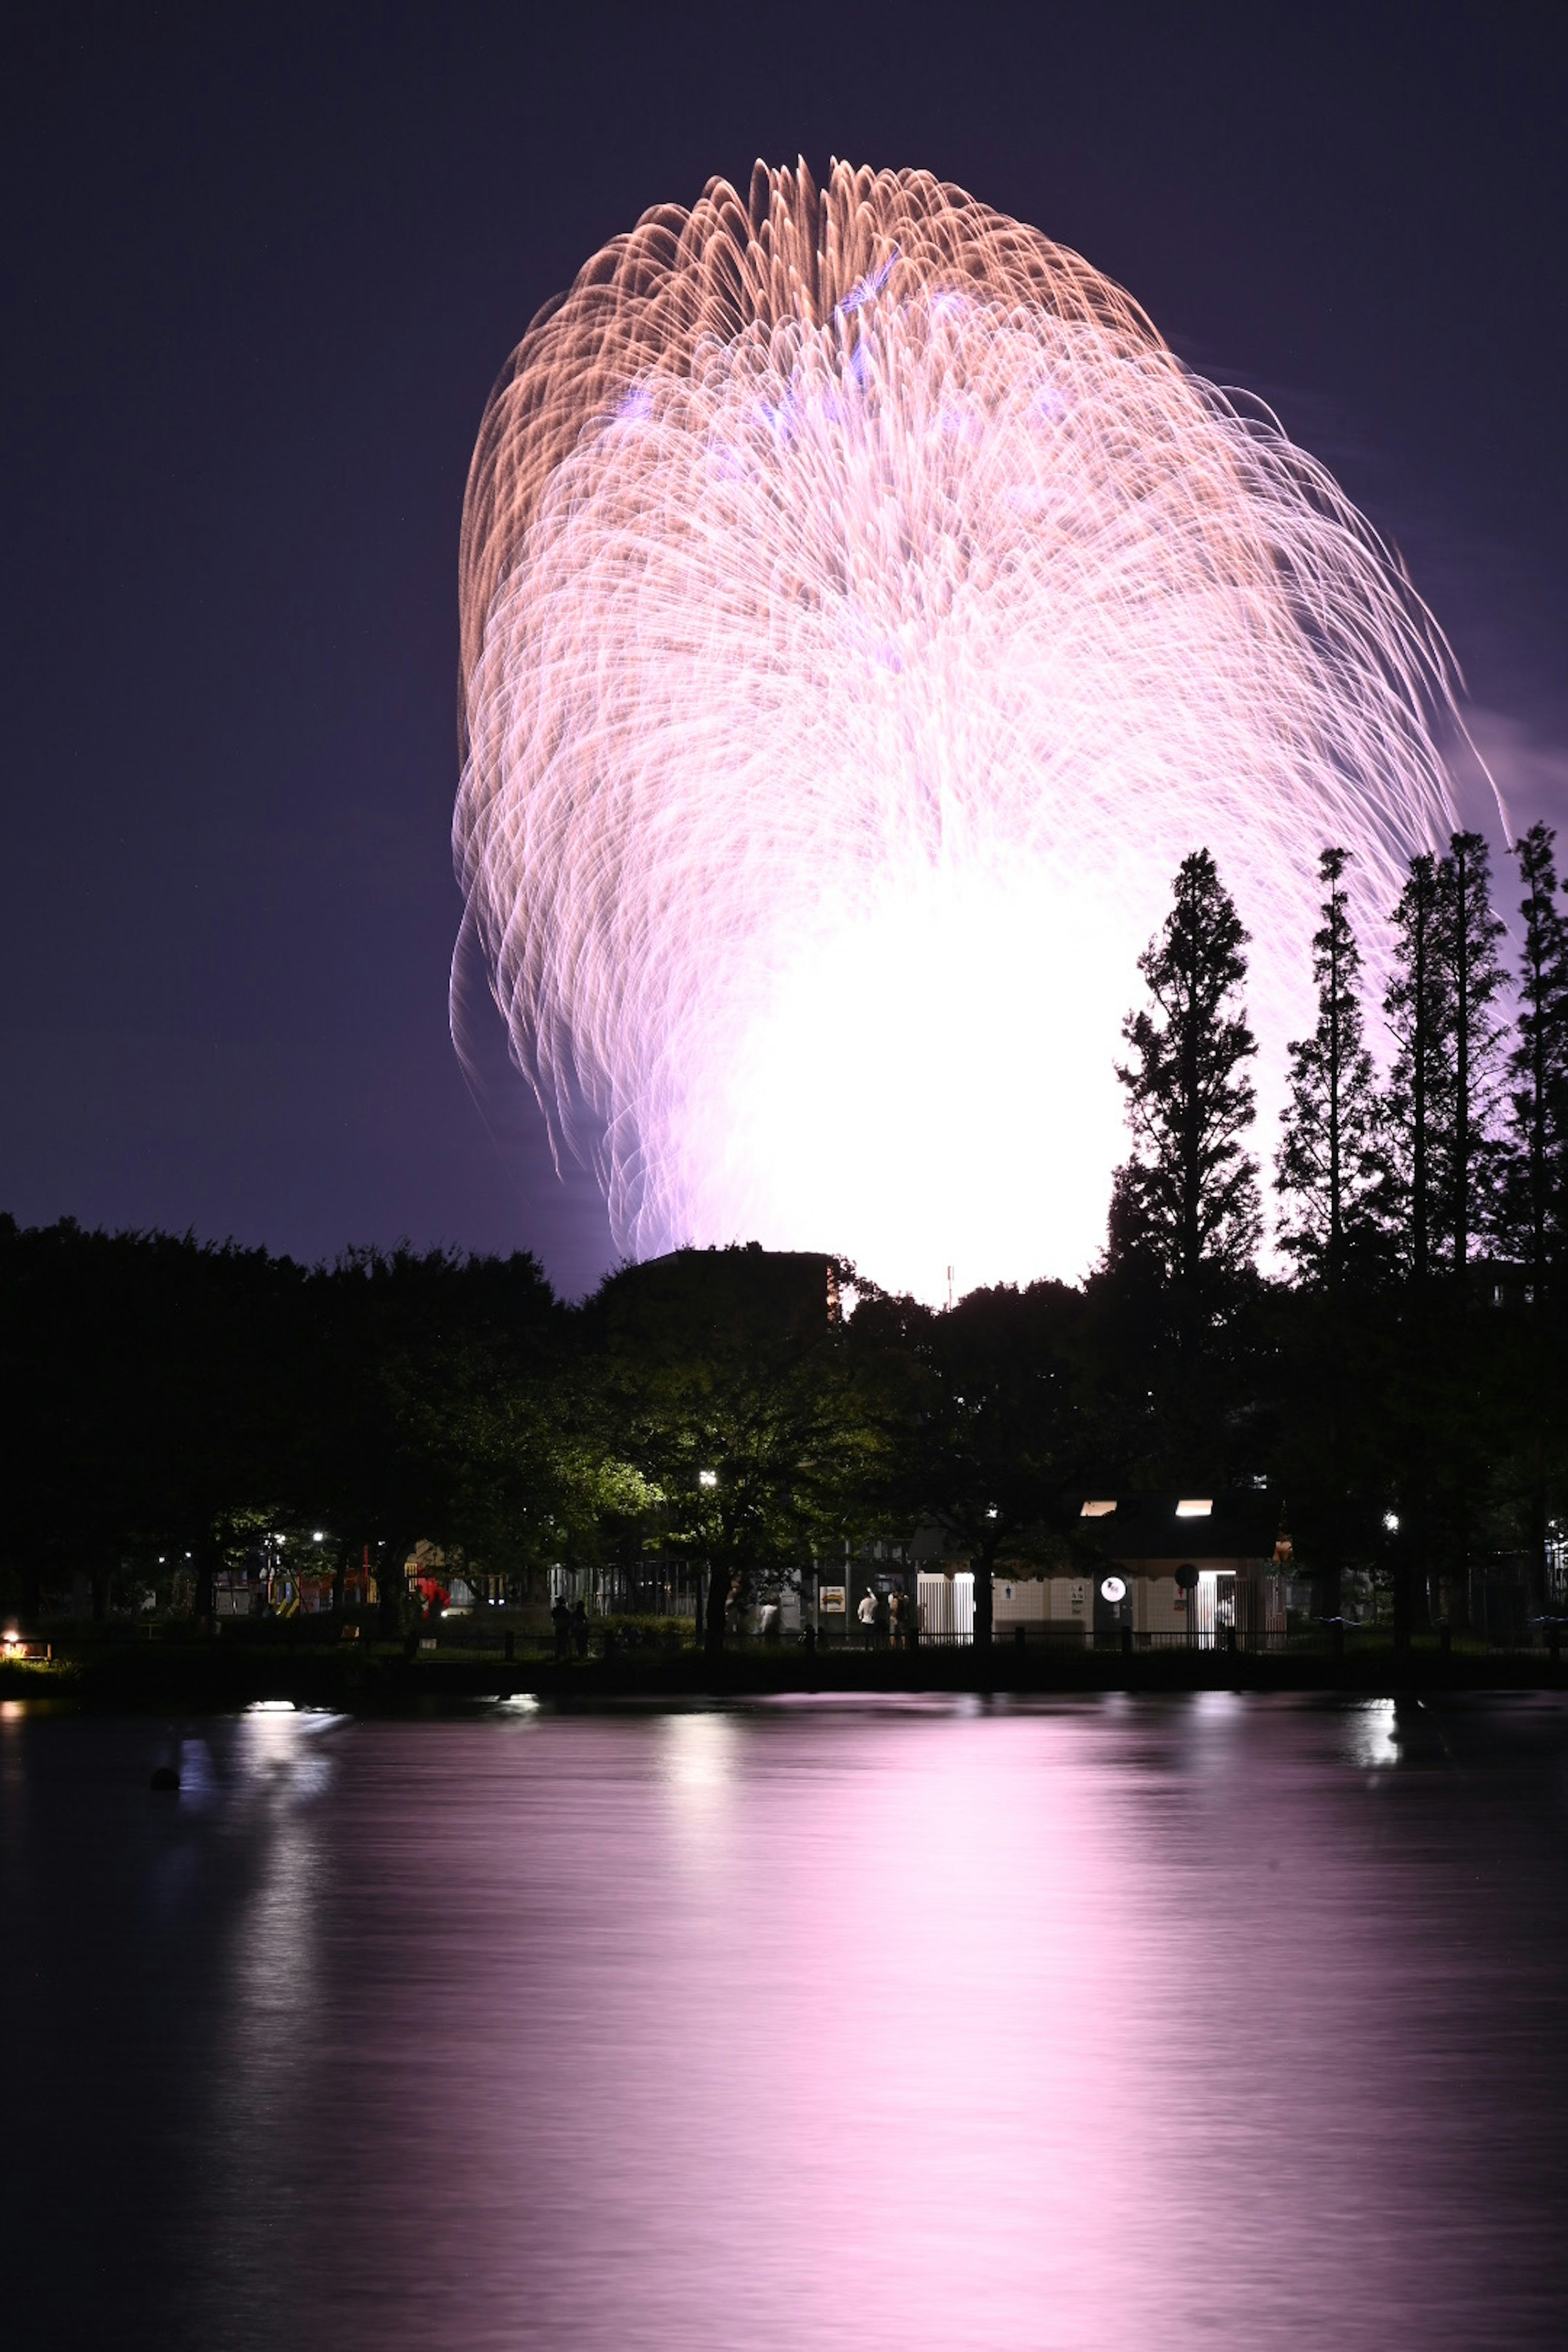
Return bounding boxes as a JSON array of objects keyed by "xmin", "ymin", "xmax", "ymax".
[{"xmin": 4, "ymin": 3, "xmax": 1566, "ymax": 1295}]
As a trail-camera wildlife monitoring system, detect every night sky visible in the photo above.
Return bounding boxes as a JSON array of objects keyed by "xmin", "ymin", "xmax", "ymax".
[{"xmin": 5, "ymin": 2, "xmax": 1566, "ymax": 1296}]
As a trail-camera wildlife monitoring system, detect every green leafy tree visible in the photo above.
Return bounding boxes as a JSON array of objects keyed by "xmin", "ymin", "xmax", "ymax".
[
  {"xmin": 589, "ymin": 1247, "xmax": 902, "ymax": 1655},
  {"xmin": 305, "ymin": 1245, "xmax": 562, "ymax": 1633},
  {"xmin": 0, "ymin": 1219, "xmax": 304, "ymax": 1622},
  {"xmin": 908, "ymin": 1281, "xmax": 1088, "ymax": 1653}
]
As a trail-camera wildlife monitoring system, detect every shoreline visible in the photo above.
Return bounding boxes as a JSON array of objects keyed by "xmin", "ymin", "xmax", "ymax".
[{"xmin": 4, "ymin": 1639, "xmax": 1565, "ymax": 1713}]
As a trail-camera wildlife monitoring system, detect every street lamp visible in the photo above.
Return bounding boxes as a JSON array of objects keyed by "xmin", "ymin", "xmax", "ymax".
[{"xmin": 699, "ymin": 1469, "xmax": 718, "ymax": 1489}]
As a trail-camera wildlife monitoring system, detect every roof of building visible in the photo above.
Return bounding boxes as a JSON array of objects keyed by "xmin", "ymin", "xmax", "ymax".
[
  {"xmin": 595, "ymin": 1244, "xmax": 840, "ymax": 1347},
  {"xmin": 1071, "ymin": 1489, "xmax": 1279, "ymax": 1564}
]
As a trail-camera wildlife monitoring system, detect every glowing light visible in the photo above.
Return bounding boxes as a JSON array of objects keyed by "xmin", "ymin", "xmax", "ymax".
[
  {"xmin": 1176, "ymin": 1500, "xmax": 1214, "ymax": 1519},
  {"xmin": 1349, "ymin": 1697, "xmax": 1400, "ymax": 1769},
  {"xmin": 698, "ymin": 1469, "xmax": 719, "ymax": 1489},
  {"xmin": 455, "ymin": 160, "xmax": 1463, "ymax": 1299},
  {"xmin": 1383, "ymin": 1511, "xmax": 1401, "ymax": 1532}
]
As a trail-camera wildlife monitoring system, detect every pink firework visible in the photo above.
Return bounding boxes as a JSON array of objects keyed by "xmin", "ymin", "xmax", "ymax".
[{"xmin": 454, "ymin": 160, "xmax": 1461, "ymax": 1300}]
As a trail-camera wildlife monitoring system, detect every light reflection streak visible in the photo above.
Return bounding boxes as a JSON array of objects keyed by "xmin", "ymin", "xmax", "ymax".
[
  {"xmin": 1348, "ymin": 1696, "xmax": 1401, "ymax": 1769},
  {"xmin": 13, "ymin": 1699, "xmax": 1566, "ymax": 2349}
]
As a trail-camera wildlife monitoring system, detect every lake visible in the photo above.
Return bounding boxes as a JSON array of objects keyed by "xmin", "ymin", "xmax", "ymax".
[{"xmin": 4, "ymin": 1693, "xmax": 1568, "ymax": 2349}]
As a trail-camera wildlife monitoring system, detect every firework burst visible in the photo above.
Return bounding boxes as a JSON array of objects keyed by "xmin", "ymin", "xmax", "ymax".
[{"xmin": 454, "ymin": 160, "xmax": 1459, "ymax": 1299}]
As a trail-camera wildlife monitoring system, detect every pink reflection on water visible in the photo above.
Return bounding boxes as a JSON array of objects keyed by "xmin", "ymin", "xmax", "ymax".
[{"xmin": 236, "ymin": 1695, "xmax": 1567, "ymax": 2351}]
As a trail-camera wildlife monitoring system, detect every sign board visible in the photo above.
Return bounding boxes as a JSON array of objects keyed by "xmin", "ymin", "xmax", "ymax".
[
  {"xmin": 1099, "ymin": 1575, "xmax": 1127, "ymax": 1605},
  {"xmin": 819, "ymin": 1585, "xmax": 847, "ymax": 1614}
]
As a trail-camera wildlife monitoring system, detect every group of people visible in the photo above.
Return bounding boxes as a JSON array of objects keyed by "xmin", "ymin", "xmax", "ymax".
[
  {"xmin": 549, "ymin": 1586, "xmax": 917, "ymax": 1654},
  {"xmin": 856, "ymin": 1585, "xmax": 918, "ymax": 1650},
  {"xmin": 549, "ymin": 1595, "xmax": 590, "ymax": 1659}
]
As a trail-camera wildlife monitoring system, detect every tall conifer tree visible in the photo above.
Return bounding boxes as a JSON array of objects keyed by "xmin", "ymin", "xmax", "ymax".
[
  {"xmin": 1504, "ymin": 822, "xmax": 1568, "ymax": 1292},
  {"xmin": 1383, "ymin": 833, "xmax": 1507, "ymax": 1638},
  {"xmin": 1438, "ymin": 831, "xmax": 1507, "ymax": 1276},
  {"xmin": 1276, "ymin": 846, "xmax": 1389, "ymax": 1285},
  {"xmin": 1502, "ymin": 822, "xmax": 1568, "ymax": 1619},
  {"xmin": 1384, "ymin": 852, "xmax": 1449, "ymax": 1282},
  {"xmin": 1106, "ymin": 849, "xmax": 1260, "ymax": 1344}
]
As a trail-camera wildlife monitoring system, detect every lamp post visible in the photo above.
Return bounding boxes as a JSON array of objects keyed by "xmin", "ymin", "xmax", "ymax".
[{"xmin": 697, "ymin": 1468, "xmax": 721, "ymax": 1650}]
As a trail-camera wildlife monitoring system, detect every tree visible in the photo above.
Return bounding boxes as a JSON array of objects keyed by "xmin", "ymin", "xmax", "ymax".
[
  {"xmin": 589, "ymin": 1247, "xmax": 900, "ymax": 1655},
  {"xmin": 1382, "ymin": 834, "xmax": 1507, "ymax": 1640},
  {"xmin": 1106, "ymin": 848, "xmax": 1261, "ymax": 1340},
  {"xmin": 1384, "ymin": 852, "xmax": 1448, "ymax": 1283},
  {"xmin": 1437, "ymin": 831, "xmax": 1507, "ymax": 1276},
  {"xmin": 1503, "ymin": 823, "xmax": 1568, "ymax": 1293},
  {"xmin": 1276, "ymin": 847, "xmax": 1390, "ymax": 1287},
  {"xmin": 305, "ymin": 1244, "xmax": 563, "ymax": 1635},
  {"xmin": 910, "ymin": 1281, "xmax": 1087, "ymax": 1653},
  {"xmin": 0, "ymin": 1218, "xmax": 305, "ymax": 1623},
  {"xmin": 1499, "ymin": 823, "xmax": 1568, "ymax": 1617},
  {"xmin": 1273, "ymin": 848, "xmax": 1392, "ymax": 1622}
]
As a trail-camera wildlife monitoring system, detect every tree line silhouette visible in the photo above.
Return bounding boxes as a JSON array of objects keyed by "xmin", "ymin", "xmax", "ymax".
[{"xmin": 4, "ymin": 820, "xmax": 1566, "ymax": 1650}]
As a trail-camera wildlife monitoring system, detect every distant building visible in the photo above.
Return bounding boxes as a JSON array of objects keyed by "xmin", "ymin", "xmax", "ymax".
[
  {"xmin": 595, "ymin": 1244, "xmax": 841, "ymax": 1347},
  {"xmin": 1070, "ymin": 1490, "xmax": 1287, "ymax": 1644}
]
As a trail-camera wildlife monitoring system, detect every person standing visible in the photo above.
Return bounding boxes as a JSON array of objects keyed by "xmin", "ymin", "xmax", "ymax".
[
  {"xmin": 873, "ymin": 1589, "xmax": 891, "ymax": 1650},
  {"xmin": 857, "ymin": 1588, "xmax": 878, "ymax": 1650},
  {"xmin": 570, "ymin": 1598, "xmax": 589, "ymax": 1658},
  {"xmin": 550, "ymin": 1595, "xmax": 572, "ymax": 1661}
]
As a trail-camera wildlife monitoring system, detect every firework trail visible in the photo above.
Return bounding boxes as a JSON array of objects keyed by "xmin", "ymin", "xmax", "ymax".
[{"xmin": 454, "ymin": 159, "xmax": 1461, "ymax": 1300}]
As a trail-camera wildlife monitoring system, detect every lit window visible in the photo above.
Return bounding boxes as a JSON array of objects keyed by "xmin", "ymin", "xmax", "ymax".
[
  {"xmin": 1175, "ymin": 1499, "xmax": 1212, "ymax": 1518},
  {"xmin": 1080, "ymin": 1499, "xmax": 1117, "ymax": 1518}
]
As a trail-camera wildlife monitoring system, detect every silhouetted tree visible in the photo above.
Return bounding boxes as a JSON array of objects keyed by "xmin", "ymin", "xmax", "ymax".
[
  {"xmin": 1272, "ymin": 848, "xmax": 1393, "ymax": 1619},
  {"xmin": 1276, "ymin": 847, "xmax": 1390, "ymax": 1287},
  {"xmin": 1503, "ymin": 823, "xmax": 1568, "ymax": 1291},
  {"xmin": 910, "ymin": 1281, "xmax": 1087, "ymax": 1654},
  {"xmin": 306, "ymin": 1244, "xmax": 562, "ymax": 1634},
  {"xmin": 1105, "ymin": 848, "xmax": 1260, "ymax": 1366},
  {"xmin": 1498, "ymin": 823, "xmax": 1568, "ymax": 1614},
  {"xmin": 1384, "ymin": 851, "xmax": 1448, "ymax": 1285},
  {"xmin": 588, "ymin": 1248, "xmax": 900, "ymax": 1655},
  {"xmin": 1438, "ymin": 831, "xmax": 1508, "ymax": 1276},
  {"xmin": 1381, "ymin": 834, "xmax": 1508, "ymax": 1637}
]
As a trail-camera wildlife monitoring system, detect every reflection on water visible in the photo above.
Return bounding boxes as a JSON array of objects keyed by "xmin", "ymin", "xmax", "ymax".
[{"xmin": 5, "ymin": 1695, "xmax": 1568, "ymax": 2350}]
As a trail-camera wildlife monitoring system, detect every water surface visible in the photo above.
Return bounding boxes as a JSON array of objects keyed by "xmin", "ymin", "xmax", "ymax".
[{"xmin": 5, "ymin": 1693, "xmax": 1568, "ymax": 2349}]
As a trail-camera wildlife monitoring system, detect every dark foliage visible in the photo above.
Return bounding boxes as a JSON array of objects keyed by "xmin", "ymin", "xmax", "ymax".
[{"xmin": 2, "ymin": 832, "xmax": 1560, "ymax": 1646}]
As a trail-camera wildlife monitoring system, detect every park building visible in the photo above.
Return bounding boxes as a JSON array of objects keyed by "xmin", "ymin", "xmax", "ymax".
[
  {"xmin": 546, "ymin": 1489, "xmax": 1288, "ymax": 1650},
  {"xmin": 837, "ymin": 1489, "xmax": 1287, "ymax": 1648},
  {"xmin": 1050, "ymin": 1488, "xmax": 1287, "ymax": 1646}
]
